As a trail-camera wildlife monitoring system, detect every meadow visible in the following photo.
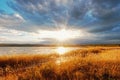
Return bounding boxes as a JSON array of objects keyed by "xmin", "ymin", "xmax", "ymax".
[{"xmin": 0, "ymin": 46, "xmax": 120, "ymax": 80}]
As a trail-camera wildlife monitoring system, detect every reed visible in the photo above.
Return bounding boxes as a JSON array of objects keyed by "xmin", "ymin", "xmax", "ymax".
[{"xmin": 0, "ymin": 47, "xmax": 120, "ymax": 80}]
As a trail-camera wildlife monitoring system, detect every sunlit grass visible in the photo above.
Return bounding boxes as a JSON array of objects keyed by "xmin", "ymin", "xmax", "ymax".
[{"xmin": 0, "ymin": 46, "xmax": 120, "ymax": 80}]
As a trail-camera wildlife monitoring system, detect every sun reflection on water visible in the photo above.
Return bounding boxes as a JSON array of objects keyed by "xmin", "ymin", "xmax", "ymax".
[
  {"xmin": 55, "ymin": 47, "xmax": 71, "ymax": 65},
  {"xmin": 55, "ymin": 46, "xmax": 78, "ymax": 65},
  {"xmin": 55, "ymin": 47, "xmax": 70, "ymax": 55}
]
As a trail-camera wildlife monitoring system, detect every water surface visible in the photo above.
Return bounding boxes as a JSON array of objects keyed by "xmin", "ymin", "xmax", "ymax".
[{"xmin": 0, "ymin": 47, "xmax": 79, "ymax": 55}]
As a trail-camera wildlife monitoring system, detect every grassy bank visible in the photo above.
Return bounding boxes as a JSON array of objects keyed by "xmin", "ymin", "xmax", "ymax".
[{"xmin": 0, "ymin": 47, "xmax": 120, "ymax": 80}]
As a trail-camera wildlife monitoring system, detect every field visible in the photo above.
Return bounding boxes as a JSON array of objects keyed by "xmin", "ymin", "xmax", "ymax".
[{"xmin": 0, "ymin": 46, "xmax": 120, "ymax": 80}]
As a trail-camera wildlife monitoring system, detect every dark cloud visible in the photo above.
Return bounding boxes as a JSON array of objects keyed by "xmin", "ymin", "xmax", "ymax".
[
  {"xmin": 8, "ymin": 0, "xmax": 120, "ymax": 28},
  {"xmin": 8, "ymin": 0, "xmax": 69, "ymax": 27}
]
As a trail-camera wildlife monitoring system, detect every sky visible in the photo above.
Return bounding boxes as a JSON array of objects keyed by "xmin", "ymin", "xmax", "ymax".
[{"xmin": 0, "ymin": 0, "xmax": 120, "ymax": 44}]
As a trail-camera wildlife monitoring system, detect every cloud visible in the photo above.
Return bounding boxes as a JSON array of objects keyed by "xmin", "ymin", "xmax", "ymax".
[
  {"xmin": 8, "ymin": 0, "xmax": 71, "ymax": 27},
  {"xmin": 8, "ymin": 0, "xmax": 120, "ymax": 30},
  {"xmin": 0, "ymin": 0, "xmax": 119, "ymax": 44},
  {"xmin": 0, "ymin": 26, "xmax": 43, "ymax": 43},
  {"xmin": 0, "ymin": 13, "xmax": 24, "ymax": 29},
  {"xmin": 0, "ymin": 12, "xmax": 41, "ymax": 32}
]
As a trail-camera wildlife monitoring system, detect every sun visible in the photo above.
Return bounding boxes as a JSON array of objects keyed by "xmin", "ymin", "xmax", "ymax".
[
  {"xmin": 54, "ymin": 29, "xmax": 80, "ymax": 41},
  {"xmin": 55, "ymin": 29, "xmax": 70, "ymax": 41}
]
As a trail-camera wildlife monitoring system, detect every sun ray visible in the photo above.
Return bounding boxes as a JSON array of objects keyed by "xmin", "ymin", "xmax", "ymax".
[{"xmin": 37, "ymin": 28, "xmax": 82, "ymax": 42}]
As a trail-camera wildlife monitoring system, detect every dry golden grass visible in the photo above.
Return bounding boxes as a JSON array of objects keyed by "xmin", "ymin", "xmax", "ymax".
[{"xmin": 0, "ymin": 47, "xmax": 120, "ymax": 80}]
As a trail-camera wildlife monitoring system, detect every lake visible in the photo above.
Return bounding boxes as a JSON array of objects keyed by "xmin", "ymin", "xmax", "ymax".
[{"xmin": 0, "ymin": 47, "xmax": 79, "ymax": 55}]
